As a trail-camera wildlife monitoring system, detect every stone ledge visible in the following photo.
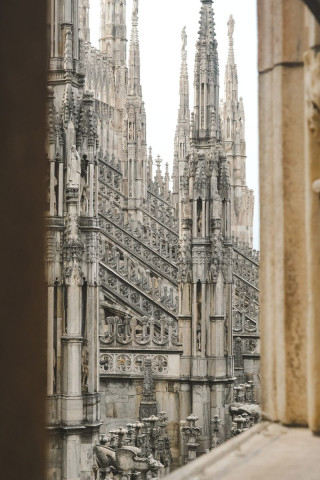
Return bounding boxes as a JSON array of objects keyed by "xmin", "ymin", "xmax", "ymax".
[{"xmin": 164, "ymin": 422, "xmax": 320, "ymax": 480}]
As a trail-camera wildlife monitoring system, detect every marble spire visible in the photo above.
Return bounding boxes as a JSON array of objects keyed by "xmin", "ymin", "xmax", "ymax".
[
  {"xmin": 178, "ymin": 26, "xmax": 190, "ymax": 123},
  {"xmin": 225, "ymin": 15, "xmax": 238, "ymax": 104},
  {"xmin": 173, "ymin": 26, "xmax": 190, "ymax": 209},
  {"xmin": 128, "ymin": 0, "xmax": 141, "ymax": 96},
  {"xmin": 194, "ymin": 0, "xmax": 219, "ymax": 138}
]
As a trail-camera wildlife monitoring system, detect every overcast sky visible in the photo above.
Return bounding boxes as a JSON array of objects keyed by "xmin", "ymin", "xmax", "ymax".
[{"xmin": 90, "ymin": 0, "xmax": 259, "ymax": 248}]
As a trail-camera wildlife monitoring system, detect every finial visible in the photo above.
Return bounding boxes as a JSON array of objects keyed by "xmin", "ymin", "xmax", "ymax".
[{"xmin": 155, "ymin": 155, "xmax": 162, "ymax": 168}]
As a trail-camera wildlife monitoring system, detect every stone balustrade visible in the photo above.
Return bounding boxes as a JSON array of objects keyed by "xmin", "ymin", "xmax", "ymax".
[{"xmin": 100, "ymin": 314, "xmax": 181, "ymax": 350}]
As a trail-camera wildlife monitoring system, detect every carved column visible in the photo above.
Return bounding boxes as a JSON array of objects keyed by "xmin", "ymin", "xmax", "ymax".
[
  {"xmin": 58, "ymin": 156, "xmax": 64, "ymax": 216},
  {"xmin": 89, "ymin": 159, "xmax": 94, "ymax": 217},
  {"xmin": 49, "ymin": 157, "xmax": 56, "ymax": 216},
  {"xmin": 95, "ymin": 159, "xmax": 99, "ymax": 217},
  {"xmin": 47, "ymin": 285, "xmax": 55, "ymax": 395},
  {"xmin": 61, "ymin": 185, "xmax": 84, "ymax": 480}
]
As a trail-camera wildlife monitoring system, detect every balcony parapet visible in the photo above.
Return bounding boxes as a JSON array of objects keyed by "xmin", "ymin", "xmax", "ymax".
[{"xmin": 164, "ymin": 422, "xmax": 320, "ymax": 480}]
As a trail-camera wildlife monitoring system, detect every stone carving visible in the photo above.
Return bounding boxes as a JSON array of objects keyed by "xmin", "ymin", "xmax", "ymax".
[
  {"xmin": 46, "ymin": 231, "xmax": 60, "ymax": 263},
  {"xmin": 228, "ymin": 15, "xmax": 235, "ymax": 38},
  {"xmin": 233, "ymin": 311, "xmax": 242, "ymax": 332},
  {"xmin": 234, "ymin": 337, "xmax": 243, "ymax": 368},
  {"xmin": 94, "ymin": 408, "xmax": 171, "ymax": 478},
  {"xmin": 94, "ymin": 444, "xmax": 162, "ymax": 480},
  {"xmin": 63, "ymin": 191, "xmax": 84, "ymax": 286},
  {"xmin": 181, "ymin": 414, "xmax": 202, "ymax": 463},
  {"xmin": 181, "ymin": 26, "xmax": 187, "ymax": 54},
  {"xmin": 133, "ymin": 0, "xmax": 139, "ymax": 18},
  {"xmin": 64, "ymin": 28, "xmax": 73, "ymax": 71},
  {"xmin": 211, "ymin": 415, "xmax": 222, "ymax": 449},
  {"xmin": 67, "ymin": 146, "xmax": 81, "ymax": 187},
  {"xmin": 99, "ymin": 209, "xmax": 178, "ymax": 279},
  {"xmin": 139, "ymin": 357, "xmax": 157, "ymax": 420},
  {"xmin": 80, "ymin": 181, "xmax": 88, "ymax": 214},
  {"xmin": 100, "ymin": 264, "xmax": 178, "ymax": 316},
  {"xmin": 100, "ymin": 315, "xmax": 180, "ymax": 349},
  {"xmin": 244, "ymin": 338, "xmax": 258, "ymax": 354},
  {"xmin": 244, "ymin": 317, "xmax": 257, "ymax": 332},
  {"xmin": 81, "ymin": 344, "xmax": 89, "ymax": 392},
  {"xmin": 99, "ymin": 354, "xmax": 169, "ymax": 375},
  {"xmin": 231, "ymin": 381, "xmax": 260, "ymax": 435}
]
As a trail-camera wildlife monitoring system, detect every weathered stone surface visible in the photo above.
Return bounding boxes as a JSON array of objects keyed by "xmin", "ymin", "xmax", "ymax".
[
  {"xmin": 163, "ymin": 423, "xmax": 320, "ymax": 480},
  {"xmin": 259, "ymin": 0, "xmax": 320, "ymax": 432}
]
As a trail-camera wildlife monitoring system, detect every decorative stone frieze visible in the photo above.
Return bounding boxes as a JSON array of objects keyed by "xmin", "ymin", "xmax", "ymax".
[
  {"xmin": 100, "ymin": 315, "xmax": 181, "ymax": 350},
  {"xmin": 99, "ymin": 353, "xmax": 169, "ymax": 375}
]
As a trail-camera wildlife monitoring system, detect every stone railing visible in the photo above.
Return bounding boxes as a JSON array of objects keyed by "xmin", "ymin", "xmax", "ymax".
[
  {"xmin": 140, "ymin": 210, "xmax": 179, "ymax": 255},
  {"xmin": 232, "ymin": 253, "xmax": 259, "ymax": 290},
  {"xmin": 233, "ymin": 271, "xmax": 259, "ymax": 291},
  {"xmin": 233, "ymin": 269, "xmax": 259, "ymax": 338},
  {"xmin": 100, "ymin": 315, "xmax": 181, "ymax": 350},
  {"xmin": 144, "ymin": 188, "xmax": 178, "ymax": 233},
  {"xmin": 99, "ymin": 182, "xmax": 124, "ymax": 209},
  {"xmin": 231, "ymin": 236, "xmax": 260, "ymax": 264},
  {"xmin": 99, "ymin": 160, "xmax": 123, "ymax": 193},
  {"xmin": 99, "ymin": 352, "xmax": 169, "ymax": 376},
  {"xmin": 100, "ymin": 262, "xmax": 178, "ymax": 319}
]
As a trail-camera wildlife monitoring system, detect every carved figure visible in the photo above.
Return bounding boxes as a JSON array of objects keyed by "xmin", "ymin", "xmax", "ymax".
[
  {"xmin": 67, "ymin": 145, "xmax": 81, "ymax": 186},
  {"xmin": 196, "ymin": 323, "xmax": 201, "ymax": 352},
  {"xmin": 197, "ymin": 209, "xmax": 202, "ymax": 235},
  {"xmin": 81, "ymin": 345, "xmax": 89, "ymax": 391},
  {"xmin": 181, "ymin": 26, "xmax": 187, "ymax": 53},
  {"xmin": 133, "ymin": 0, "xmax": 138, "ymax": 18},
  {"xmin": 80, "ymin": 181, "xmax": 88, "ymax": 213},
  {"xmin": 93, "ymin": 445, "xmax": 162, "ymax": 476},
  {"xmin": 228, "ymin": 15, "xmax": 235, "ymax": 38},
  {"xmin": 64, "ymin": 28, "xmax": 73, "ymax": 70}
]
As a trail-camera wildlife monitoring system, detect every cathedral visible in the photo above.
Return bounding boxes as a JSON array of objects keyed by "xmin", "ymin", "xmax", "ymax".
[{"xmin": 46, "ymin": 0, "xmax": 260, "ymax": 478}]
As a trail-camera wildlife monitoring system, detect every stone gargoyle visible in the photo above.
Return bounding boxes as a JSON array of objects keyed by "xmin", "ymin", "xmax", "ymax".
[{"xmin": 94, "ymin": 444, "xmax": 163, "ymax": 476}]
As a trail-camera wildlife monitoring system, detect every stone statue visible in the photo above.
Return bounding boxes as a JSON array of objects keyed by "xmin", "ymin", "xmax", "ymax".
[
  {"xmin": 181, "ymin": 26, "xmax": 187, "ymax": 53},
  {"xmin": 133, "ymin": 0, "xmax": 138, "ymax": 18},
  {"xmin": 67, "ymin": 145, "xmax": 81, "ymax": 186},
  {"xmin": 64, "ymin": 28, "xmax": 73, "ymax": 70},
  {"xmin": 81, "ymin": 345, "xmax": 89, "ymax": 391},
  {"xmin": 80, "ymin": 181, "xmax": 88, "ymax": 213},
  {"xmin": 228, "ymin": 15, "xmax": 235, "ymax": 38}
]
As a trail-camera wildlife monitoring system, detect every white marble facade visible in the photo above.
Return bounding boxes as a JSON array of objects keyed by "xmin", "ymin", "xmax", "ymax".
[{"xmin": 45, "ymin": 1, "xmax": 259, "ymax": 478}]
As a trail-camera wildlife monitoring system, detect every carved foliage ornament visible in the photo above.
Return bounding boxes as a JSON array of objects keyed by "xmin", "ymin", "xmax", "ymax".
[{"xmin": 99, "ymin": 353, "xmax": 168, "ymax": 375}]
